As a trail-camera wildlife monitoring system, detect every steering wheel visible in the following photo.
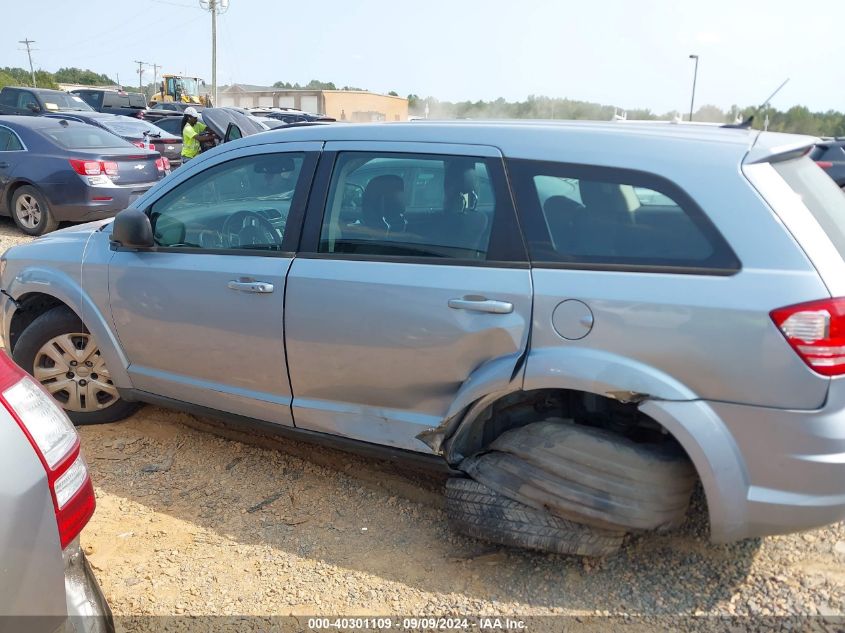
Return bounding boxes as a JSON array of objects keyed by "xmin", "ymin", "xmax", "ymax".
[{"xmin": 221, "ymin": 210, "xmax": 282, "ymax": 249}]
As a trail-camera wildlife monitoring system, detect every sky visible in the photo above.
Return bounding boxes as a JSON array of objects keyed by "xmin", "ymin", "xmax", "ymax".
[{"xmin": 3, "ymin": 0, "xmax": 843, "ymax": 114}]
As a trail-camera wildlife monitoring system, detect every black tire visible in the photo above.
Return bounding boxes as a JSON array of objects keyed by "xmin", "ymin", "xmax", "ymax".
[
  {"xmin": 10, "ymin": 185, "xmax": 59, "ymax": 236},
  {"xmin": 12, "ymin": 306, "xmax": 140, "ymax": 425},
  {"xmin": 445, "ymin": 477, "xmax": 624, "ymax": 557},
  {"xmin": 461, "ymin": 420, "xmax": 696, "ymax": 532}
]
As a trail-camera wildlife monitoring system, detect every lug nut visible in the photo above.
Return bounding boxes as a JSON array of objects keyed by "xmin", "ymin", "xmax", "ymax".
[
  {"xmin": 66, "ymin": 372, "xmax": 74, "ymax": 379},
  {"xmin": 85, "ymin": 361, "xmax": 93, "ymax": 368},
  {"xmin": 70, "ymin": 361, "xmax": 78, "ymax": 367},
  {"xmin": 79, "ymin": 379, "xmax": 87, "ymax": 386},
  {"xmin": 91, "ymin": 374, "xmax": 98, "ymax": 380}
]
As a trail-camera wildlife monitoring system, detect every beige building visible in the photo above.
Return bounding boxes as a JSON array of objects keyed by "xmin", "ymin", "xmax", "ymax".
[{"xmin": 219, "ymin": 85, "xmax": 408, "ymax": 122}]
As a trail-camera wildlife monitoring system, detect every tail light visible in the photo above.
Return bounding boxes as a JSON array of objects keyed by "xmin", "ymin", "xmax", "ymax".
[
  {"xmin": 771, "ymin": 298, "xmax": 845, "ymax": 376},
  {"xmin": 816, "ymin": 161, "xmax": 834, "ymax": 169},
  {"xmin": 69, "ymin": 159, "xmax": 102, "ymax": 176},
  {"xmin": 102, "ymin": 161, "xmax": 118, "ymax": 177},
  {"xmin": 132, "ymin": 141, "xmax": 155, "ymax": 151},
  {"xmin": 0, "ymin": 353, "xmax": 94, "ymax": 548},
  {"xmin": 155, "ymin": 157, "xmax": 170, "ymax": 172}
]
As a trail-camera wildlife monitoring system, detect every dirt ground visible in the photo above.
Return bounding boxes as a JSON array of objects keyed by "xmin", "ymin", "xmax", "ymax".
[{"xmin": 77, "ymin": 406, "xmax": 845, "ymax": 628}]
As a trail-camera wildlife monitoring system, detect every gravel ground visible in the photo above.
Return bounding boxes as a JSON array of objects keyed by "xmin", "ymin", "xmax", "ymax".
[{"xmin": 1, "ymin": 219, "xmax": 844, "ymax": 630}]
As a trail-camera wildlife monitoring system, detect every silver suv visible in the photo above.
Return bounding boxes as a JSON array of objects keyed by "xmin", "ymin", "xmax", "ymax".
[{"xmin": 3, "ymin": 121, "xmax": 845, "ymax": 556}]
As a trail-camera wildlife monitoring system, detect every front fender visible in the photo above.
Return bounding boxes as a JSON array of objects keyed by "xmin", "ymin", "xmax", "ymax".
[
  {"xmin": 3, "ymin": 267, "xmax": 132, "ymax": 389},
  {"xmin": 523, "ymin": 346, "xmax": 699, "ymax": 402}
]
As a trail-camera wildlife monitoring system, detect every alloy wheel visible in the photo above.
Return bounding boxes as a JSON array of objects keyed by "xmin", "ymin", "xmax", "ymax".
[{"xmin": 14, "ymin": 194, "xmax": 42, "ymax": 229}]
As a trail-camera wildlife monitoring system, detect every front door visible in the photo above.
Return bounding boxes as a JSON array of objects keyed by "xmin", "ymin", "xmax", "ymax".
[
  {"xmin": 285, "ymin": 142, "xmax": 532, "ymax": 452},
  {"xmin": 108, "ymin": 145, "xmax": 319, "ymax": 424}
]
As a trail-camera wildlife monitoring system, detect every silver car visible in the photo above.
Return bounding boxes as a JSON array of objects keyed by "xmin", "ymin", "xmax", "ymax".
[
  {"xmin": 0, "ymin": 349, "xmax": 112, "ymax": 631},
  {"xmin": 3, "ymin": 121, "xmax": 845, "ymax": 556}
]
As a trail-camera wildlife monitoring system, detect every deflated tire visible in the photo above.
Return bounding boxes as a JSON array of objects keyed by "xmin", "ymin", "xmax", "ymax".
[
  {"xmin": 445, "ymin": 477, "xmax": 624, "ymax": 557},
  {"xmin": 460, "ymin": 419, "xmax": 697, "ymax": 532}
]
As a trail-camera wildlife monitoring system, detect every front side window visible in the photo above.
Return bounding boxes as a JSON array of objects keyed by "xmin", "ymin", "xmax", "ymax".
[
  {"xmin": 148, "ymin": 153, "xmax": 306, "ymax": 251},
  {"xmin": 319, "ymin": 152, "xmax": 499, "ymax": 260},
  {"xmin": 509, "ymin": 159, "xmax": 739, "ymax": 271}
]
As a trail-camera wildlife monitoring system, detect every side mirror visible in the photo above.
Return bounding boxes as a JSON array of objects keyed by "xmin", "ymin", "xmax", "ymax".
[
  {"xmin": 111, "ymin": 209, "xmax": 154, "ymax": 250},
  {"xmin": 27, "ymin": 103, "xmax": 40, "ymax": 113}
]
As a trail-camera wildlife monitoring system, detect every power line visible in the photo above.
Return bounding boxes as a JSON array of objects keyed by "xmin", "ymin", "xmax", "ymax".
[{"xmin": 18, "ymin": 39, "xmax": 37, "ymax": 87}]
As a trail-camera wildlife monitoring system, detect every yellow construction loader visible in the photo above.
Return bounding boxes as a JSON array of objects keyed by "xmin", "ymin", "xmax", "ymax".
[{"xmin": 149, "ymin": 74, "xmax": 212, "ymax": 107}]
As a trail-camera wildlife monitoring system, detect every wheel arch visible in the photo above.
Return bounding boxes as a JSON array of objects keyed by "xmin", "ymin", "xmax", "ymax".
[
  {"xmin": 4, "ymin": 178, "xmax": 40, "ymax": 215},
  {"xmin": 427, "ymin": 346, "xmax": 749, "ymax": 543},
  {"xmin": 4, "ymin": 273, "xmax": 132, "ymax": 389}
]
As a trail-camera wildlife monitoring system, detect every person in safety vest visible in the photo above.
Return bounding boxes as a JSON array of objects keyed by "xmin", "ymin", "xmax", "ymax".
[{"xmin": 180, "ymin": 107, "xmax": 215, "ymax": 163}]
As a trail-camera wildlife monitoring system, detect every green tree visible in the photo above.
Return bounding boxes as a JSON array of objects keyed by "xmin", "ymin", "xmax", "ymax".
[
  {"xmin": 54, "ymin": 67, "xmax": 115, "ymax": 85},
  {"xmin": 388, "ymin": 90, "xmax": 398, "ymax": 96}
]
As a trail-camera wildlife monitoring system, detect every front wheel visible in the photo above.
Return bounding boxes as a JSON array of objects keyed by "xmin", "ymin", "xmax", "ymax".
[{"xmin": 13, "ymin": 306, "xmax": 140, "ymax": 425}]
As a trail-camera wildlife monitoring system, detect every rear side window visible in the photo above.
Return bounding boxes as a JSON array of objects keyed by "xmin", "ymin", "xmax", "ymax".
[
  {"xmin": 39, "ymin": 125, "xmax": 129, "ymax": 149},
  {"xmin": 0, "ymin": 128, "xmax": 23, "ymax": 151},
  {"xmin": 509, "ymin": 159, "xmax": 739, "ymax": 272},
  {"xmin": 318, "ymin": 152, "xmax": 512, "ymax": 260},
  {"xmin": 774, "ymin": 157, "xmax": 845, "ymax": 260}
]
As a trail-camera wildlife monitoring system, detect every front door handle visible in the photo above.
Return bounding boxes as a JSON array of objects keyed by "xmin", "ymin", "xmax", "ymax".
[
  {"xmin": 0, "ymin": 162, "xmax": 9, "ymax": 169},
  {"xmin": 227, "ymin": 279, "xmax": 274, "ymax": 294},
  {"xmin": 448, "ymin": 296, "xmax": 513, "ymax": 314}
]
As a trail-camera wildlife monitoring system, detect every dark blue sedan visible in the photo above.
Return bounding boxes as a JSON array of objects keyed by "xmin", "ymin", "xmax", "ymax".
[{"xmin": 0, "ymin": 115, "xmax": 169, "ymax": 235}]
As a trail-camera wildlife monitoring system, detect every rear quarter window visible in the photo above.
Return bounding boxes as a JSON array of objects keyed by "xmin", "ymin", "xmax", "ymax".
[
  {"xmin": 773, "ymin": 157, "xmax": 845, "ymax": 260},
  {"xmin": 508, "ymin": 159, "xmax": 740, "ymax": 273}
]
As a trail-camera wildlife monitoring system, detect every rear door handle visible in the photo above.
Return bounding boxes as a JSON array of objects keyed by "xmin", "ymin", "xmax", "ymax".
[
  {"xmin": 227, "ymin": 280, "xmax": 274, "ymax": 294},
  {"xmin": 0, "ymin": 162, "xmax": 9, "ymax": 169},
  {"xmin": 448, "ymin": 296, "xmax": 513, "ymax": 314}
]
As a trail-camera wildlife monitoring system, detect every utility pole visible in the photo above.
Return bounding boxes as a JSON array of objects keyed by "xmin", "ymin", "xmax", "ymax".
[
  {"xmin": 152, "ymin": 63, "xmax": 161, "ymax": 91},
  {"xmin": 19, "ymin": 39, "xmax": 37, "ymax": 87},
  {"xmin": 211, "ymin": 0, "xmax": 217, "ymax": 105},
  {"xmin": 201, "ymin": 0, "xmax": 228, "ymax": 106},
  {"xmin": 134, "ymin": 60, "xmax": 147, "ymax": 91},
  {"xmin": 688, "ymin": 54, "xmax": 699, "ymax": 122}
]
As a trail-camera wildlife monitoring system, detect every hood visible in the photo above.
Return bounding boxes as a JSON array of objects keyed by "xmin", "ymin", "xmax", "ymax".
[{"xmin": 200, "ymin": 108, "xmax": 267, "ymax": 140}]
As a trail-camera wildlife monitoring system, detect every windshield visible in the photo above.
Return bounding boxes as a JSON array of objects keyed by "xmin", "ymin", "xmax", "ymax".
[
  {"xmin": 42, "ymin": 92, "xmax": 94, "ymax": 112},
  {"xmin": 40, "ymin": 125, "xmax": 130, "ymax": 149},
  {"xmin": 774, "ymin": 157, "xmax": 845, "ymax": 260}
]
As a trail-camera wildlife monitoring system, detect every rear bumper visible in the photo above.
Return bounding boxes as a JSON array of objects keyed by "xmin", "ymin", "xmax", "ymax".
[
  {"xmin": 708, "ymin": 393, "xmax": 845, "ymax": 540},
  {"xmin": 643, "ymin": 387, "xmax": 845, "ymax": 543},
  {"xmin": 63, "ymin": 540, "xmax": 114, "ymax": 633},
  {"xmin": 46, "ymin": 181, "xmax": 155, "ymax": 222}
]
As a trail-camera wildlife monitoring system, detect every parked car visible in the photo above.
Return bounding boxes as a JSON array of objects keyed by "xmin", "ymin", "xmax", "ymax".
[
  {"xmin": 46, "ymin": 111, "xmax": 183, "ymax": 167},
  {"xmin": 0, "ymin": 115, "xmax": 169, "ymax": 235},
  {"xmin": 249, "ymin": 107, "xmax": 335, "ymax": 124},
  {"xmin": 69, "ymin": 89, "xmax": 147, "ymax": 119},
  {"xmin": 149, "ymin": 113, "xmax": 184, "ymax": 137},
  {"xmin": 810, "ymin": 138, "xmax": 845, "ymax": 189},
  {"xmin": 151, "ymin": 107, "xmax": 268, "ymax": 151},
  {"xmin": 4, "ymin": 121, "xmax": 845, "ymax": 558},
  {"xmin": 0, "ymin": 348, "xmax": 113, "ymax": 632},
  {"xmin": 0, "ymin": 86, "xmax": 94, "ymax": 116}
]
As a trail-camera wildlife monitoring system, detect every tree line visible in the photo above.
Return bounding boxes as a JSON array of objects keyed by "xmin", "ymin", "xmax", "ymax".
[{"xmin": 0, "ymin": 66, "xmax": 116, "ymax": 91}]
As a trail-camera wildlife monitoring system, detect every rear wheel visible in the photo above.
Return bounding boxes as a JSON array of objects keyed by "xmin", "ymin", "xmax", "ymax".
[
  {"xmin": 13, "ymin": 306, "xmax": 139, "ymax": 424},
  {"xmin": 11, "ymin": 186, "xmax": 58, "ymax": 236}
]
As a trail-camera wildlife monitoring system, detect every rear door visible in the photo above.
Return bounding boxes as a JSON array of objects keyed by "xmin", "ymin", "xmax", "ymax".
[
  {"xmin": 108, "ymin": 143, "xmax": 320, "ymax": 424},
  {"xmin": 285, "ymin": 142, "xmax": 531, "ymax": 452},
  {"xmin": 0, "ymin": 125, "xmax": 25, "ymax": 207}
]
